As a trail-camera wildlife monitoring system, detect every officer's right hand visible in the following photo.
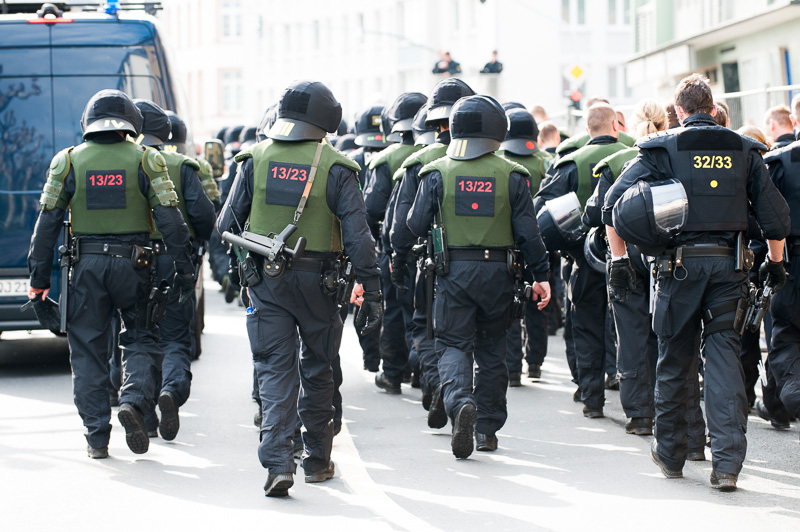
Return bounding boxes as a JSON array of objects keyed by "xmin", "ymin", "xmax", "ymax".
[
  {"xmin": 27, "ymin": 286, "xmax": 49, "ymax": 301},
  {"xmin": 608, "ymin": 258, "xmax": 636, "ymax": 303},
  {"xmin": 355, "ymin": 290, "xmax": 383, "ymax": 336},
  {"xmin": 390, "ymin": 253, "xmax": 410, "ymax": 293},
  {"xmin": 173, "ymin": 272, "xmax": 196, "ymax": 305},
  {"xmin": 760, "ymin": 258, "xmax": 787, "ymax": 292},
  {"xmin": 531, "ymin": 281, "xmax": 551, "ymax": 310}
]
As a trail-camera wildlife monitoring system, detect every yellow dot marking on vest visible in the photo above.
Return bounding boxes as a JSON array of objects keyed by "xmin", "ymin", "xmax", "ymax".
[{"xmin": 710, "ymin": 180, "xmax": 718, "ymax": 188}]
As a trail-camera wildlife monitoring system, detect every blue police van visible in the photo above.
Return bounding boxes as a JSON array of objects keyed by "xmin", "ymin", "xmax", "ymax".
[{"xmin": 0, "ymin": 2, "xmax": 195, "ymax": 337}]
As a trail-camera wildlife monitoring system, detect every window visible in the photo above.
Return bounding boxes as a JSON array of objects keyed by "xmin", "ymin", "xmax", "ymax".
[
  {"xmin": 221, "ymin": 1, "xmax": 242, "ymax": 39},
  {"xmin": 609, "ymin": 0, "xmax": 617, "ymax": 24},
  {"xmin": 623, "ymin": 0, "xmax": 631, "ymax": 25},
  {"xmin": 577, "ymin": 0, "xmax": 586, "ymax": 25},
  {"xmin": 609, "ymin": 66, "xmax": 618, "ymax": 98},
  {"xmin": 221, "ymin": 70, "xmax": 243, "ymax": 114},
  {"xmin": 561, "ymin": 0, "xmax": 570, "ymax": 23}
]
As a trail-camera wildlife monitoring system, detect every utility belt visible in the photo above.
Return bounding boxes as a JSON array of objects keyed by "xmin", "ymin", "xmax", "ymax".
[
  {"xmin": 78, "ymin": 240, "xmax": 154, "ymax": 270},
  {"xmin": 448, "ymin": 248, "xmax": 509, "ymax": 263},
  {"xmin": 654, "ymin": 234, "xmax": 752, "ymax": 280}
]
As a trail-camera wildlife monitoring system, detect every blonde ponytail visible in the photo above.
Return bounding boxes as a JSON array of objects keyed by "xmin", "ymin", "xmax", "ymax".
[{"xmin": 633, "ymin": 100, "xmax": 667, "ymax": 140}]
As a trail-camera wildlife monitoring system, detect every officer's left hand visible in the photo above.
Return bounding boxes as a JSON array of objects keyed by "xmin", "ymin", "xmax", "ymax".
[
  {"xmin": 173, "ymin": 272, "xmax": 196, "ymax": 305},
  {"xmin": 355, "ymin": 290, "xmax": 383, "ymax": 336},
  {"xmin": 760, "ymin": 257, "xmax": 787, "ymax": 293},
  {"xmin": 608, "ymin": 257, "xmax": 636, "ymax": 303},
  {"xmin": 27, "ymin": 286, "xmax": 49, "ymax": 301},
  {"xmin": 390, "ymin": 253, "xmax": 410, "ymax": 293},
  {"xmin": 531, "ymin": 281, "xmax": 551, "ymax": 310}
]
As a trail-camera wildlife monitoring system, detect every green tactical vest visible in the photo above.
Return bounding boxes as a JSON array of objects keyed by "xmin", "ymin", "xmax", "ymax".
[
  {"xmin": 69, "ymin": 141, "xmax": 153, "ymax": 235},
  {"xmin": 554, "ymin": 141, "xmax": 628, "ymax": 207},
  {"xmin": 369, "ymin": 143, "xmax": 421, "ymax": 186},
  {"xmin": 555, "ymin": 131, "xmax": 635, "ymax": 156},
  {"xmin": 150, "ymin": 151, "xmax": 199, "ymax": 240},
  {"xmin": 594, "ymin": 148, "xmax": 638, "ymax": 182},
  {"xmin": 420, "ymin": 153, "xmax": 529, "ymax": 248},
  {"xmin": 499, "ymin": 150, "xmax": 553, "ymax": 194},
  {"xmin": 245, "ymin": 139, "xmax": 360, "ymax": 253}
]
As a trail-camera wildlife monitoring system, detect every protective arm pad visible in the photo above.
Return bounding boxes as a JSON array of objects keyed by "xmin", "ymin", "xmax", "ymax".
[
  {"xmin": 40, "ymin": 148, "xmax": 72, "ymax": 210},
  {"xmin": 141, "ymin": 147, "xmax": 179, "ymax": 207},
  {"xmin": 196, "ymin": 158, "xmax": 221, "ymax": 201}
]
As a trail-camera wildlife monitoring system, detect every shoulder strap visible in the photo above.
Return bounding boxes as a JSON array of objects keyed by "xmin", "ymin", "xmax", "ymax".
[{"xmin": 293, "ymin": 141, "xmax": 325, "ymax": 224}]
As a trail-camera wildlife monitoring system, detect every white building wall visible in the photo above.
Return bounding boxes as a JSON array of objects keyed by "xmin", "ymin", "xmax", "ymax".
[{"xmin": 160, "ymin": 0, "xmax": 633, "ymax": 138}]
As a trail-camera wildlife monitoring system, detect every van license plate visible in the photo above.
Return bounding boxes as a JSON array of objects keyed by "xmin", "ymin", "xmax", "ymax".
[{"xmin": 0, "ymin": 279, "xmax": 29, "ymax": 297}]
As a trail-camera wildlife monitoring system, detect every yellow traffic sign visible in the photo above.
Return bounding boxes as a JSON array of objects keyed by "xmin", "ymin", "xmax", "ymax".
[{"xmin": 570, "ymin": 65, "xmax": 584, "ymax": 79}]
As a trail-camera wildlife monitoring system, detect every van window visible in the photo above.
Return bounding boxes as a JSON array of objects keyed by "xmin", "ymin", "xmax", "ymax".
[
  {"xmin": 0, "ymin": 48, "xmax": 50, "ymax": 76},
  {"xmin": 52, "ymin": 46, "xmax": 156, "ymax": 76},
  {"xmin": 50, "ymin": 20, "xmax": 154, "ymax": 46},
  {"xmin": 53, "ymin": 75, "xmax": 165, "ymax": 148},
  {"xmin": 0, "ymin": 23, "xmax": 50, "ymax": 46},
  {"xmin": 0, "ymin": 75, "xmax": 53, "ymax": 256}
]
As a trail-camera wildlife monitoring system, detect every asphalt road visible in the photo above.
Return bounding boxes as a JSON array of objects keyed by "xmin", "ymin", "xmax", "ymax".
[{"xmin": 1, "ymin": 280, "xmax": 799, "ymax": 531}]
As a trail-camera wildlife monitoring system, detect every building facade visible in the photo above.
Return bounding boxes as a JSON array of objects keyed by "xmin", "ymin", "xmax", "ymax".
[
  {"xmin": 628, "ymin": 0, "xmax": 800, "ymax": 128},
  {"xmin": 160, "ymin": 0, "xmax": 634, "ymax": 138}
]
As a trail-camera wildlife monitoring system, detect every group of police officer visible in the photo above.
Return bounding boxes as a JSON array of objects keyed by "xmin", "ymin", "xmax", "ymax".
[{"xmin": 27, "ymin": 71, "xmax": 800, "ymax": 497}]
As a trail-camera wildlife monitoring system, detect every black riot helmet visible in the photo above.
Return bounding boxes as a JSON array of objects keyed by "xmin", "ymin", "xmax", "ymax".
[
  {"xmin": 502, "ymin": 101, "xmax": 526, "ymax": 111},
  {"xmin": 501, "ymin": 108, "xmax": 540, "ymax": 156},
  {"xmin": 447, "ymin": 95, "xmax": 508, "ymax": 160},
  {"xmin": 224, "ymin": 125, "xmax": 245, "ymax": 146},
  {"xmin": 215, "ymin": 126, "xmax": 228, "ymax": 141},
  {"xmin": 81, "ymin": 89, "xmax": 142, "ymax": 139},
  {"xmin": 335, "ymin": 133, "xmax": 357, "ymax": 152},
  {"xmin": 387, "ymin": 92, "xmax": 426, "ymax": 142},
  {"xmin": 583, "ymin": 226, "xmax": 608, "ymax": 273},
  {"xmin": 612, "ymin": 178, "xmax": 688, "ymax": 256},
  {"xmin": 133, "ymin": 99, "xmax": 171, "ymax": 147},
  {"xmin": 256, "ymin": 104, "xmax": 278, "ymax": 142},
  {"xmin": 239, "ymin": 126, "xmax": 257, "ymax": 145},
  {"xmin": 412, "ymin": 104, "xmax": 437, "ymax": 146},
  {"xmin": 268, "ymin": 80, "xmax": 342, "ymax": 141},
  {"xmin": 337, "ymin": 119, "xmax": 348, "ymax": 137},
  {"xmin": 425, "ymin": 78, "xmax": 475, "ymax": 125},
  {"xmin": 165, "ymin": 110, "xmax": 187, "ymax": 144},
  {"xmin": 354, "ymin": 104, "xmax": 387, "ymax": 148}
]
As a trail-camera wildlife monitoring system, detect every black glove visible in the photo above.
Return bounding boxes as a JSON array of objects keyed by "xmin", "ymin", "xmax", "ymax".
[
  {"xmin": 390, "ymin": 253, "xmax": 410, "ymax": 293},
  {"xmin": 355, "ymin": 290, "xmax": 383, "ymax": 336},
  {"xmin": 760, "ymin": 257, "xmax": 787, "ymax": 292},
  {"xmin": 608, "ymin": 257, "xmax": 636, "ymax": 303},
  {"xmin": 174, "ymin": 272, "xmax": 196, "ymax": 305}
]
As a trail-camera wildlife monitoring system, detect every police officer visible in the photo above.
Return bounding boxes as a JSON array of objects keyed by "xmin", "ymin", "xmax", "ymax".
[
  {"xmin": 757, "ymin": 129, "xmax": 800, "ymax": 436},
  {"xmin": 364, "ymin": 92, "xmax": 427, "ymax": 394},
  {"xmin": 535, "ymin": 104, "xmax": 628, "ymax": 418},
  {"xmin": 604, "ymin": 74, "xmax": 790, "ymax": 490},
  {"xmin": 499, "ymin": 108, "xmax": 554, "ymax": 384},
  {"xmin": 347, "ymin": 105, "xmax": 386, "ymax": 373},
  {"xmin": 133, "ymin": 99, "xmax": 216, "ymax": 441},
  {"xmin": 217, "ymin": 80, "xmax": 382, "ymax": 497},
  {"xmin": 28, "ymin": 89, "xmax": 193, "ymax": 458},
  {"xmin": 407, "ymin": 95, "xmax": 551, "ymax": 458},
  {"xmin": 389, "ymin": 78, "xmax": 474, "ymax": 427}
]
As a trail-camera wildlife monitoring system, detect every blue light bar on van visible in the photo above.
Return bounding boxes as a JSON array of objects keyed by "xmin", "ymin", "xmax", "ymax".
[
  {"xmin": 105, "ymin": 0, "xmax": 121, "ymax": 15},
  {"xmin": 28, "ymin": 17, "xmax": 74, "ymax": 23}
]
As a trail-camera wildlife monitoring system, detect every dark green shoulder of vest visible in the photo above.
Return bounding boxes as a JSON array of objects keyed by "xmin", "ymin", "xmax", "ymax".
[
  {"xmin": 494, "ymin": 153, "xmax": 531, "ymax": 177},
  {"xmin": 619, "ymin": 131, "xmax": 636, "ymax": 147},
  {"xmin": 418, "ymin": 155, "xmax": 450, "ymax": 178},
  {"xmin": 556, "ymin": 133, "xmax": 589, "ymax": 155},
  {"xmin": 40, "ymin": 146, "xmax": 75, "ymax": 210},
  {"xmin": 764, "ymin": 140, "xmax": 800, "ymax": 164},
  {"xmin": 594, "ymin": 147, "xmax": 638, "ymax": 173},
  {"xmin": 368, "ymin": 143, "xmax": 401, "ymax": 170},
  {"xmin": 163, "ymin": 150, "xmax": 200, "ymax": 170},
  {"xmin": 234, "ymin": 150, "xmax": 254, "ymax": 163},
  {"xmin": 402, "ymin": 143, "xmax": 447, "ymax": 169},
  {"xmin": 236, "ymin": 139, "xmax": 273, "ymax": 163},
  {"xmin": 323, "ymin": 142, "xmax": 361, "ymax": 173}
]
